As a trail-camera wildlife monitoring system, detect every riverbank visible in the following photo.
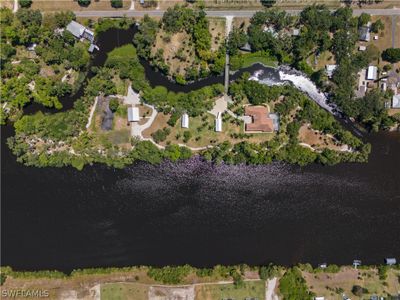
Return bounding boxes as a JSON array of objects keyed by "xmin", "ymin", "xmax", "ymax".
[{"xmin": 1, "ymin": 264, "xmax": 399, "ymax": 299}]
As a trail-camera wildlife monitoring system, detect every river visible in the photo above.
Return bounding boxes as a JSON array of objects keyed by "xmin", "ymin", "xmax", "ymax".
[{"xmin": 1, "ymin": 26, "xmax": 400, "ymax": 272}]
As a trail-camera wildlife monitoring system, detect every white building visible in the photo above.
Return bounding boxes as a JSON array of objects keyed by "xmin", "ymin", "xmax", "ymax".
[
  {"xmin": 127, "ymin": 106, "xmax": 140, "ymax": 122},
  {"xmin": 359, "ymin": 45, "xmax": 367, "ymax": 51},
  {"xmin": 215, "ymin": 112, "xmax": 222, "ymax": 132},
  {"xmin": 181, "ymin": 113, "xmax": 189, "ymax": 128},
  {"xmin": 367, "ymin": 66, "xmax": 378, "ymax": 81},
  {"xmin": 392, "ymin": 94, "xmax": 400, "ymax": 109},
  {"xmin": 325, "ymin": 64, "xmax": 337, "ymax": 78}
]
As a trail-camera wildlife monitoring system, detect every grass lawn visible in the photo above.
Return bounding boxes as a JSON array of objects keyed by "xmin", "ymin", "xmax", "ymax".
[
  {"xmin": 101, "ymin": 283, "xmax": 149, "ymax": 300},
  {"xmin": 241, "ymin": 54, "xmax": 278, "ymax": 69},
  {"xmin": 107, "ymin": 44, "xmax": 137, "ymax": 62},
  {"xmin": 195, "ymin": 281, "xmax": 265, "ymax": 300},
  {"xmin": 303, "ymin": 267, "xmax": 400, "ymax": 300}
]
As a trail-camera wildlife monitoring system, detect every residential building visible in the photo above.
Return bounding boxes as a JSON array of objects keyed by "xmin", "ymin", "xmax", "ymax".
[
  {"xmin": 244, "ymin": 106, "xmax": 274, "ymax": 133},
  {"xmin": 359, "ymin": 22, "xmax": 371, "ymax": 41},
  {"xmin": 127, "ymin": 106, "xmax": 140, "ymax": 122},
  {"xmin": 181, "ymin": 113, "xmax": 189, "ymax": 128},
  {"xmin": 292, "ymin": 29, "xmax": 300, "ymax": 36},
  {"xmin": 240, "ymin": 42, "xmax": 252, "ymax": 52},
  {"xmin": 66, "ymin": 21, "xmax": 94, "ymax": 42}
]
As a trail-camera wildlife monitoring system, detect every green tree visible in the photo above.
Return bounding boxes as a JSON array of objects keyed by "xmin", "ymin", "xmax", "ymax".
[
  {"xmin": 183, "ymin": 130, "xmax": 192, "ymax": 143},
  {"xmin": 260, "ymin": 0, "xmax": 276, "ymax": 7},
  {"xmin": 358, "ymin": 13, "xmax": 371, "ymax": 27},
  {"xmin": 111, "ymin": 0, "xmax": 123, "ymax": 8},
  {"xmin": 371, "ymin": 19, "xmax": 384, "ymax": 33},
  {"xmin": 78, "ymin": 0, "xmax": 91, "ymax": 6},
  {"xmin": 109, "ymin": 98, "xmax": 119, "ymax": 112},
  {"xmin": 18, "ymin": 0, "xmax": 32, "ymax": 8},
  {"xmin": 382, "ymin": 48, "xmax": 400, "ymax": 63},
  {"xmin": 227, "ymin": 27, "xmax": 247, "ymax": 55}
]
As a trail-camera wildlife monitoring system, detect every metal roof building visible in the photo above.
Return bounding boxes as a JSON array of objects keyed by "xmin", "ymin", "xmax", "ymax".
[
  {"xmin": 215, "ymin": 112, "xmax": 222, "ymax": 132},
  {"xmin": 66, "ymin": 21, "xmax": 86, "ymax": 39},
  {"xmin": 367, "ymin": 66, "xmax": 378, "ymax": 81},
  {"xmin": 127, "ymin": 106, "xmax": 140, "ymax": 122},
  {"xmin": 181, "ymin": 113, "xmax": 189, "ymax": 128}
]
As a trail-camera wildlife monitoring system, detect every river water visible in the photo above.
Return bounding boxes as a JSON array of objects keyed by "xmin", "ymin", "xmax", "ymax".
[{"xmin": 1, "ymin": 26, "xmax": 400, "ymax": 272}]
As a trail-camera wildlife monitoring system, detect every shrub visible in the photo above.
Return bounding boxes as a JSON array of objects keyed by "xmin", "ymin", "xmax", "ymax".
[
  {"xmin": 110, "ymin": 0, "xmax": 123, "ymax": 8},
  {"xmin": 78, "ymin": 0, "xmax": 91, "ymax": 7},
  {"xmin": 18, "ymin": 0, "xmax": 32, "ymax": 8},
  {"xmin": 147, "ymin": 265, "xmax": 192, "ymax": 284},
  {"xmin": 109, "ymin": 98, "xmax": 119, "ymax": 112}
]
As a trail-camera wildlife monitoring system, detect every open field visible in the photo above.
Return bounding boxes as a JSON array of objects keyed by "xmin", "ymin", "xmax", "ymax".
[
  {"xmin": 303, "ymin": 267, "xmax": 400, "ymax": 300},
  {"xmin": 142, "ymin": 111, "xmax": 274, "ymax": 148},
  {"xmin": 101, "ymin": 282, "xmax": 149, "ymax": 300},
  {"xmin": 298, "ymin": 124, "xmax": 347, "ymax": 152},
  {"xmin": 29, "ymin": 0, "xmax": 131, "ymax": 11},
  {"xmin": 195, "ymin": 281, "xmax": 265, "ymax": 300}
]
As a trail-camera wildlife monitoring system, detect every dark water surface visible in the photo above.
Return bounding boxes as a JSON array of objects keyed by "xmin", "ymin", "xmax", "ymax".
[{"xmin": 1, "ymin": 27, "xmax": 400, "ymax": 272}]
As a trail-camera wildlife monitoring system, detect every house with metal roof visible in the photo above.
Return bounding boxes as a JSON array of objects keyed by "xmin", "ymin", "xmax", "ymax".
[
  {"xmin": 66, "ymin": 21, "xmax": 94, "ymax": 43},
  {"xmin": 384, "ymin": 258, "xmax": 397, "ymax": 265},
  {"xmin": 325, "ymin": 64, "xmax": 337, "ymax": 78}
]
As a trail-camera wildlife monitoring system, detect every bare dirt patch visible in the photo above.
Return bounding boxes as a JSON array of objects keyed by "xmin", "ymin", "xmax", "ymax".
[{"xmin": 298, "ymin": 124, "xmax": 346, "ymax": 151}]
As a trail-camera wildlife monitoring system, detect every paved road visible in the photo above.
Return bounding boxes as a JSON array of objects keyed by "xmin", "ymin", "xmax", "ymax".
[{"xmin": 74, "ymin": 8, "xmax": 400, "ymax": 18}]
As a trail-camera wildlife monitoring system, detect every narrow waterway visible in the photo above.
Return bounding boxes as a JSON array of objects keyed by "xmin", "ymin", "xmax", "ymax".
[{"xmin": 2, "ymin": 26, "xmax": 400, "ymax": 272}]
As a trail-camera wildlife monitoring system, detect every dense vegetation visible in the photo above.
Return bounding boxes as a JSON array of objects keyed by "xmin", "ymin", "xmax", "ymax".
[
  {"xmin": 0, "ymin": 8, "xmax": 89, "ymax": 124},
  {"xmin": 133, "ymin": 5, "xmax": 226, "ymax": 83},
  {"xmin": 279, "ymin": 267, "xmax": 314, "ymax": 300},
  {"xmin": 227, "ymin": 5, "xmax": 398, "ymax": 131}
]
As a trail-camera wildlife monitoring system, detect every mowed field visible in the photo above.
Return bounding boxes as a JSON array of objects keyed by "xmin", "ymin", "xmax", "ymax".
[{"xmin": 29, "ymin": 0, "xmax": 131, "ymax": 11}]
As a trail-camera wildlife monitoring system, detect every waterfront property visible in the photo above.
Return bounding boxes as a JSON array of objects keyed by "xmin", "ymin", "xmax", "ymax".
[
  {"xmin": 244, "ymin": 106, "xmax": 274, "ymax": 133},
  {"xmin": 66, "ymin": 21, "xmax": 94, "ymax": 42}
]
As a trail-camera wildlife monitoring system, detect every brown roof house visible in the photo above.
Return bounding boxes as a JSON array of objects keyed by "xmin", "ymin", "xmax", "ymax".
[{"xmin": 244, "ymin": 106, "xmax": 275, "ymax": 133}]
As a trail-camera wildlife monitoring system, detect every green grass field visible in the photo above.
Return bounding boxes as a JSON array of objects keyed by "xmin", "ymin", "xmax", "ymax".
[
  {"xmin": 101, "ymin": 283, "xmax": 149, "ymax": 300},
  {"xmin": 196, "ymin": 280, "xmax": 265, "ymax": 300}
]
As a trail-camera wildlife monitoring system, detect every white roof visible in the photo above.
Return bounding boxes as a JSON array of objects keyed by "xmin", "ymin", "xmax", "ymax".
[
  {"xmin": 392, "ymin": 94, "xmax": 400, "ymax": 108},
  {"xmin": 359, "ymin": 45, "xmax": 367, "ymax": 51},
  {"xmin": 326, "ymin": 65, "xmax": 337, "ymax": 77},
  {"xmin": 315, "ymin": 297, "xmax": 325, "ymax": 300},
  {"xmin": 181, "ymin": 113, "xmax": 189, "ymax": 128},
  {"xmin": 215, "ymin": 117, "xmax": 222, "ymax": 132},
  {"xmin": 66, "ymin": 21, "xmax": 86, "ymax": 38},
  {"xmin": 127, "ymin": 106, "xmax": 140, "ymax": 122},
  {"xmin": 367, "ymin": 66, "xmax": 378, "ymax": 80}
]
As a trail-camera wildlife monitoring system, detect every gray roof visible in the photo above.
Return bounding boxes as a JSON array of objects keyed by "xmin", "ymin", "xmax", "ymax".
[
  {"xmin": 66, "ymin": 21, "xmax": 86, "ymax": 38},
  {"xmin": 359, "ymin": 26, "xmax": 370, "ymax": 41}
]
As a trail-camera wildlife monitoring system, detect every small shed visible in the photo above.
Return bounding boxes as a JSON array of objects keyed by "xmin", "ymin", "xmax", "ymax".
[
  {"xmin": 318, "ymin": 263, "xmax": 327, "ymax": 269},
  {"xmin": 292, "ymin": 29, "xmax": 300, "ymax": 36},
  {"xmin": 128, "ymin": 106, "xmax": 140, "ymax": 122},
  {"xmin": 353, "ymin": 259, "xmax": 362, "ymax": 268},
  {"xmin": 181, "ymin": 113, "xmax": 189, "ymax": 128},
  {"xmin": 367, "ymin": 66, "xmax": 378, "ymax": 81},
  {"xmin": 215, "ymin": 112, "xmax": 222, "ymax": 132},
  {"xmin": 359, "ymin": 45, "xmax": 367, "ymax": 51},
  {"xmin": 385, "ymin": 258, "xmax": 397, "ymax": 265},
  {"xmin": 392, "ymin": 94, "xmax": 400, "ymax": 108},
  {"xmin": 314, "ymin": 297, "xmax": 325, "ymax": 300},
  {"xmin": 240, "ymin": 42, "xmax": 252, "ymax": 52}
]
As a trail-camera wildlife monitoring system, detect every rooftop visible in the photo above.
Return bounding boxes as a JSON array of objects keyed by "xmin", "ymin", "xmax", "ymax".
[{"xmin": 244, "ymin": 106, "xmax": 274, "ymax": 133}]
